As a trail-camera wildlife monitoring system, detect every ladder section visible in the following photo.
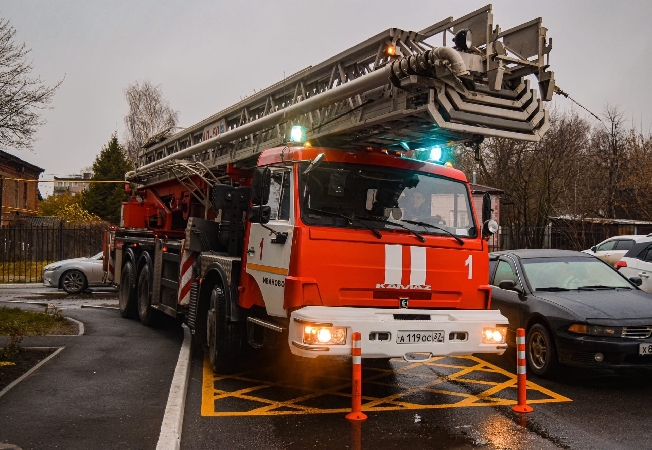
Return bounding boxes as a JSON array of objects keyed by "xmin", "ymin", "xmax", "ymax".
[{"xmin": 130, "ymin": 5, "xmax": 553, "ymax": 184}]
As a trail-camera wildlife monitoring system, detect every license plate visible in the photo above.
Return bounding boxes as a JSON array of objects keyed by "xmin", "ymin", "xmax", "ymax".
[
  {"xmin": 639, "ymin": 343, "xmax": 652, "ymax": 355},
  {"xmin": 396, "ymin": 330, "xmax": 444, "ymax": 344}
]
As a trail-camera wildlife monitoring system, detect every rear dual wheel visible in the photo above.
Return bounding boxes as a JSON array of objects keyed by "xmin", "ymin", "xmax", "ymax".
[
  {"xmin": 137, "ymin": 264, "xmax": 159, "ymax": 326},
  {"xmin": 119, "ymin": 261, "xmax": 137, "ymax": 319}
]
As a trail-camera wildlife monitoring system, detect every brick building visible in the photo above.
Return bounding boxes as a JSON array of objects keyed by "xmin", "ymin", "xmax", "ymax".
[
  {"xmin": 0, "ymin": 150, "xmax": 45, "ymax": 225},
  {"xmin": 53, "ymin": 173, "xmax": 92, "ymax": 196}
]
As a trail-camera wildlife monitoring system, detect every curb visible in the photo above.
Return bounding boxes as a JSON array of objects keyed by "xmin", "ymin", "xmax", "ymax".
[
  {"xmin": 0, "ymin": 347, "xmax": 65, "ymax": 400},
  {"xmin": 156, "ymin": 324, "xmax": 192, "ymax": 450},
  {"xmin": 66, "ymin": 317, "xmax": 85, "ymax": 336}
]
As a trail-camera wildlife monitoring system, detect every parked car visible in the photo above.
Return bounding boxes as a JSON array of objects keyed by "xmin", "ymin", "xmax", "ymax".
[
  {"xmin": 42, "ymin": 252, "xmax": 106, "ymax": 294},
  {"xmin": 489, "ymin": 249, "xmax": 652, "ymax": 377},
  {"xmin": 617, "ymin": 236, "xmax": 652, "ymax": 294},
  {"xmin": 582, "ymin": 235, "xmax": 650, "ymax": 266}
]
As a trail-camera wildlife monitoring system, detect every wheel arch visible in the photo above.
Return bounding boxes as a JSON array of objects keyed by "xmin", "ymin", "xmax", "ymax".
[
  {"xmin": 192, "ymin": 263, "xmax": 240, "ymax": 344},
  {"xmin": 524, "ymin": 314, "xmax": 561, "ymax": 358}
]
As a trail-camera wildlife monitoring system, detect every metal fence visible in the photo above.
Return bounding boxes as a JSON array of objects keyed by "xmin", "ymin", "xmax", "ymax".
[
  {"xmin": 487, "ymin": 223, "xmax": 652, "ymax": 252},
  {"xmin": 0, "ymin": 223, "xmax": 106, "ymax": 283}
]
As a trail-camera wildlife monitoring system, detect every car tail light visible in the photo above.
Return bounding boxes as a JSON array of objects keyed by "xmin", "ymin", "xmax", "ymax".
[{"xmin": 615, "ymin": 261, "xmax": 627, "ymax": 270}]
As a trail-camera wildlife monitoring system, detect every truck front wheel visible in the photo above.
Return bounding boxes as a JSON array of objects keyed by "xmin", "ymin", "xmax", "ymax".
[
  {"xmin": 207, "ymin": 285, "xmax": 242, "ymax": 373},
  {"xmin": 119, "ymin": 261, "xmax": 137, "ymax": 319}
]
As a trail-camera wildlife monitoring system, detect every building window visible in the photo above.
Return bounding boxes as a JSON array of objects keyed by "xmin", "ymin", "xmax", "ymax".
[
  {"xmin": 14, "ymin": 180, "xmax": 18, "ymax": 207},
  {"xmin": 23, "ymin": 182, "xmax": 27, "ymax": 209}
]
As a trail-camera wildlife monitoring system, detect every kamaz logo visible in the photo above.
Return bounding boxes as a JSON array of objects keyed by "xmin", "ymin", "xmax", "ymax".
[
  {"xmin": 376, "ymin": 284, "xmax": 431, "ymax": 290},
  {"xmin": 263, "ymin": 277, "xmax": 284, "ymax": 287}
]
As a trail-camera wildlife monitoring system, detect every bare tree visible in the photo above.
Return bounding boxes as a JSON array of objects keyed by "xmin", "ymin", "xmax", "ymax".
[
  {"xmin": 123, "ymin": 81, "xmax": 178, "ymax": 164},
  {"xmin": 0, "ymin": 18, "xmax": 62, "ymax": 149}
]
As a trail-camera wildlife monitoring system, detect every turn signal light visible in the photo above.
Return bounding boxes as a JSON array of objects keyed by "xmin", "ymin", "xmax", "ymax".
[
  {"xmin": 615, "ymin": 261, "xmax": 627, "ymax": 270},
  {"xmin": 482, "ymin": 327, "xmax": 507, "ymax": 344},
  {"xmin": 303, "ymin": 326, "xmax": 347, "ymax": 345}
]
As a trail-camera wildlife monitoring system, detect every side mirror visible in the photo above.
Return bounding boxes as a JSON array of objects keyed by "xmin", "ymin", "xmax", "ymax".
[
  {"xmin": 629, "ymin": 276, "xmax": 643, "ymax": 287},
  {"xmin": 252, "ymin": 167, "xmax": 271, "ymax": 205},
  {"xmin": 481, "ymin": 192, "xmax": 492, "ymax": 224},
  {"xmin": 303, "ymin": 152, "xmax": 325, "ymax": 175},
  {"xmin": 591, "ymin": 246, "xmax": 597, "ymax": 253},
  {"xmin": 249, "ymin": 205, "xmax": 271, "ymax": 224},
  {"xmin": 498, "ymin": 279, "xmax": 522, "ymax": 294},
  {"xmin": 483, "ymin": 219, "xmax": 499, "ymax": 239}
]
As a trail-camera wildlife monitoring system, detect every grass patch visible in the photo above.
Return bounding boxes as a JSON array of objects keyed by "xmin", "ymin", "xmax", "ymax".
[{"xmin": 0, "ymin": 306, "xmax": 77, "ymax": 336}]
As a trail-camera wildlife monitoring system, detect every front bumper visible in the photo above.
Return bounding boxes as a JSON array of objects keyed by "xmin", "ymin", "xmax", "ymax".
[
  {"xmin": 42, "ymin": 270, "xmax": 57, "ymax": 287},
  {"xmin": 556, "ymin": 333, "xmax": 652, "ymax": 368},
  {"xmin": 288, "ymin": 306, "xmax": 508, "ymax": 359}
]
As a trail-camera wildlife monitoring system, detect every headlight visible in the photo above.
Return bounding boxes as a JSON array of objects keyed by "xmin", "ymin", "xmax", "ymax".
[
  {"xmin": 482, "ymin": 326, "xmax": 507, "ymax": 344},
  {"xmin": 303, "ymin": 326, "xmax": 347, "ymax": 345},
  {"xmin": 44, "ymin": 266, "xmax": 61, "ymax": 272},
  {"xmin": 453, "ymin": 29, "xmax": 473, "ymax": 51},
  {"xmin": 568, "ymin": 324, "xmax": 621, "ymax": 337}
]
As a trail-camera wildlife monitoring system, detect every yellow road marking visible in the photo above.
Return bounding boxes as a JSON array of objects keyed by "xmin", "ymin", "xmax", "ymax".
[{"xmin": 201, "ymin": 354, "xmax": 571, "ymax": 416}]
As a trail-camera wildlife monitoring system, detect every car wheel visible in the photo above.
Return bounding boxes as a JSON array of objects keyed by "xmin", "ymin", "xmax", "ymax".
[
  {"xmin": 526, "ymin": 323, "xmax": 559, "ymax": 377},
  {"xmin": 119, "ymin": 261, "xmax": 138, "ymax": 319},
  {"xmin": 61, "ymin": 270, "xmax": 87, "ymax": 294}
]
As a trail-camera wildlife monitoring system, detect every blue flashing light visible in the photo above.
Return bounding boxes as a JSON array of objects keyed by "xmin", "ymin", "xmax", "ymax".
[
  {"xmin": 429, "ymin": 146, "xmax": 442, "ymax": 162},
  {"xmin": 290, "ymin": 125, "xmax": 307, "ymax": 143}
]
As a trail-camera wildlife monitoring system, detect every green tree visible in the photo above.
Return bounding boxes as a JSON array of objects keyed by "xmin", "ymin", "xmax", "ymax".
[
  {"xmin": 38, "ymin": 191, "xmax": 101, "ymax": 223},
  {"xmin": 81, "ymin": 134, "xmax": 133, "ymax": 224}
]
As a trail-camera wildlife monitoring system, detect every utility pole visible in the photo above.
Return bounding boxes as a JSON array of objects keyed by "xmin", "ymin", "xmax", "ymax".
[{"xmin": 0, "ymin": 176, "xmax": 4, "ymax": 228}]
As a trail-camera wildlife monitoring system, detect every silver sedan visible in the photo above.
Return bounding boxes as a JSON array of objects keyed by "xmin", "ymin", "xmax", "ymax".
[{"xmin": 42, "ymin": 252, "xmax": 106, "ymax": 294}]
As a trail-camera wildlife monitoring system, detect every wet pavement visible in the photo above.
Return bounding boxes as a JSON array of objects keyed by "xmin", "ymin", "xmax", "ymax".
[
  {"xmin": 3, "ymin": 285, "xmax": 652, "ymax": 449},
  {"xmin": 0, "ymin": 286, "xmax": 182, "ymax": 450}
]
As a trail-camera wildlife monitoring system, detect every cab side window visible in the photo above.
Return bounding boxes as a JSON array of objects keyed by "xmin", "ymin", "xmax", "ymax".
[
  {"xmin": 493, "ymin": 260, "xmax": 520, "ymax": 288},
  {"xmin": 265, "ymin": 169, "xmax": 291, "ymax": 221},
  {"xmin": 597, "ymin": 240, "xmax": 617, "ymax": 251}
]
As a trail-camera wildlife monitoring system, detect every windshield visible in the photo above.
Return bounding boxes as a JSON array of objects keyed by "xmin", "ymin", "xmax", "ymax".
[
  {"xmin": 522, "ymin": 258, "xmax": 632, "ymax": 290},
  {"xmin": 299, "ymin": 162, "xmax": 477, "ymax": 238}
]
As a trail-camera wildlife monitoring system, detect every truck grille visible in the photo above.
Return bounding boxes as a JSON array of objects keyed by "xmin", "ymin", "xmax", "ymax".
[{"xmin": 622, "ymin": 326, "xmax": 652, "ymax": 339}]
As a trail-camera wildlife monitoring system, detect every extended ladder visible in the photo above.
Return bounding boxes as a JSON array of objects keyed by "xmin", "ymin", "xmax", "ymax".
[{"xmin": 129, "ymin": 5, "xmax": 553, "ymax": 184}]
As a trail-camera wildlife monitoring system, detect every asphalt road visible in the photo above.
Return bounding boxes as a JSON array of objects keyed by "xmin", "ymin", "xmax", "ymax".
[
  {"xmin": 3, "ymin": 286, "xmax": 652, "ymax": 449},
  {"xmin": 182, "ymin": 344, "xmax": 652, "ymax": 450},
  {"xmin": 0, "ymin": 290, "xmax": 183, "ymax": 450}
]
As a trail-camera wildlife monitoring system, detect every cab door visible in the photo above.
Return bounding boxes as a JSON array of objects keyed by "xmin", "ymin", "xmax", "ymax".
[{"xmin": 245, "ymin": 167, "xmax": 294, "ymax": 317}]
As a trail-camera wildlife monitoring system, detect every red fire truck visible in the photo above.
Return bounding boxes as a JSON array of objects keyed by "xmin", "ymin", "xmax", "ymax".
[{"xmin": 106, "ymin": 5, "xmax": 555, "ymax": 371}]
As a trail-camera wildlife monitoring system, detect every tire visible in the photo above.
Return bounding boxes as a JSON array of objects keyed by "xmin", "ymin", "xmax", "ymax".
[
  {"xmin": 137, "ymin": 264, "xmax": 158, "ymax": 326},
  {"xmin": 207, "ymin": 285, "xmax": 243, "ymax": 373},
  {"xmin": 119, "ymin": 261, "xmax": 138, "ymax": 319},
  {"xmin": 61, "ymin": 269, "xmax": 87, "ymax": 295},
  {"xmin": 526, "ymin": 323, "xmax": 559, "ymax": 377}
]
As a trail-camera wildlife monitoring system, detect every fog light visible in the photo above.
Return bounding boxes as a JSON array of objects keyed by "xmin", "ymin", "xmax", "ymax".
[
  {"xmin": 482, "ymin": 326, "xmax": 507, "ymax": 344},
  {"xmin": 303, "ymin": 326, "xmax": 347, "ymax": 345},
  {"xmin": 595, "ymin": 353, "xmax": 604, "ymax": 362}
]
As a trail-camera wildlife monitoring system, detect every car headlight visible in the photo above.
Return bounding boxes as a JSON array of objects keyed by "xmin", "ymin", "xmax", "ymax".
[
  {"xmin": 482, "ymin": 326, "xmax": 507, "ymax": 344},
  {"xmin": 568, "ymin": 324, "xmax": 621, "ymax": 337},
  {"xmin": 44, "ymin": 266, "xmax": 61, "ymax": 272},
  {"xmin": 303, "ymin": 326, "xmax": 347, "ymax": 345}
]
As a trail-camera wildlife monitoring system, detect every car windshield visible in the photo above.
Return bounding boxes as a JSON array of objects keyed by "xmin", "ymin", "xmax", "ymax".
[
  {"xmin": 299, "ymin": 161, "xmax": 477, "ymax": 238},
  {"xmin": 522, "ymin": 257, "xmax": 632, "ymax": 291}
]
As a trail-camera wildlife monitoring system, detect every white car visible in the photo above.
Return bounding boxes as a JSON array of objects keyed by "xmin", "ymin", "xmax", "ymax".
[
  {"xmin": 616, "ymin": 236, "xmax": 652, "ymax": 294},
  {"xmin": 43, "ymin": 252, "xmax": 106, "ymax": 294},
  {"xmin": 583, "ymin": 235, "xmax": 649, "ymax": 266}
]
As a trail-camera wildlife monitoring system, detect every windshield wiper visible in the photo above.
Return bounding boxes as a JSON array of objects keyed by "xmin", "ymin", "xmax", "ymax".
[
  {"xmin": 577, "ymin": 285, "xmax": 625, "ymax": 290},
  {"xmin": 307, "ymin": 208, "xmax": 382, "ymax": 239},
  {"xmin": 535, "ymin": 287, "xmax": 571, "ymax": 292},
  {"xmin": 399, "ymin": 219, "xmax": 464, "ymax": 245},
  {"xmin": 357, "ymin": 215, "xmax": 426, "ymax": 242}
]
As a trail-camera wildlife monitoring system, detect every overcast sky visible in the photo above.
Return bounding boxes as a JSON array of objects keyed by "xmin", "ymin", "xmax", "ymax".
[{"xmin": 2, "ymin": 0, "xmax": 651, "ymax": 195}]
